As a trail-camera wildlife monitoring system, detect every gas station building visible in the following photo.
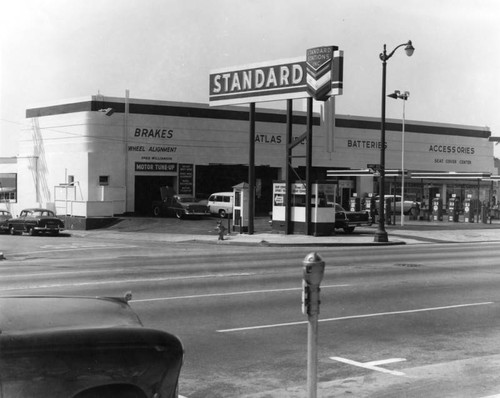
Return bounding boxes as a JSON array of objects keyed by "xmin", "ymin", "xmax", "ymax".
[{"xmin": 0, "ymin": 94, "xmax": 497, "ymax": 226}]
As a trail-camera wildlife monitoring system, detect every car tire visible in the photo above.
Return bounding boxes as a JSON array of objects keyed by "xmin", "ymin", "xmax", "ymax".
[
  {"xmin": 9, "ymin": 226, "xmax": 16, "ymax": 236},
  {"xmin": 343, "ymin": 227, "xmax": 355, "ymax": 234},
  {"xmin": 175, "ymin": 210, "xmax": 184, "ymax": 219},
  {"xmin": 28, "ymin": 228, "xmax": 37, "ymax": 236},
  {"xmin": 152, "ymin": 206, "xmax": 161, "ymax": 217},
  {"xmin": 219, "ymin": 209, "xmax": 227, "ymax": 218}
]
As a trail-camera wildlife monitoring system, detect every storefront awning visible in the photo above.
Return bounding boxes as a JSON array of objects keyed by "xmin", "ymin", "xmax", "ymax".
[
  {"xmin": 327, "ymin": 169, "xmax": 408, "ymax": 178},
  {"xmin": 409, "ymin": 172, "xmax": 492, "ymax": 179},
  {"xmin": 327, "ymin": 169, "xmax": 497, "ymax": 181}
]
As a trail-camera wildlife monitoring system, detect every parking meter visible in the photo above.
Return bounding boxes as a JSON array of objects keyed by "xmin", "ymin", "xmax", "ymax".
[
  {"xmin": 302, "ymin": 252, "xmax": 325, "ymax": 398},
  {"xmin": 302, "ymin": 252, "xmax": 325, "ymax": 316}
]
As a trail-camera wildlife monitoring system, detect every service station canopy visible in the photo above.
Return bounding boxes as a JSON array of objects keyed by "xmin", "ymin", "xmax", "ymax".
[
  {"xmin": 327, "ymin": 169, "xmax": 498, "ymax": 180},
  {"xmin": 209, "ymin": 46, "xmax": 343, "ymax": 106}
]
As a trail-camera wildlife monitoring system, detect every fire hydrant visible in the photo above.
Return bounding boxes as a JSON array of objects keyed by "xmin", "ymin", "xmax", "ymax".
[{"xmin": 216, "ymin": 221, "xmax": 226, "ymax": 241}]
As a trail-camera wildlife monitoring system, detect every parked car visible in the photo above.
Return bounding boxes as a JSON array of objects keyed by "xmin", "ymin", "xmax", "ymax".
[
  {"xmin": 375, "ymin": 195, "xmax": 420, "ymax": 216},
  {"xmin": 7, "ymin": 208, "xmax": 65, "ymax": 236},
  {"xmin": 331, "ymin": 202, "xmax": 372, "ymax": 233},
  {"xmin": 207, "ymin": 192, "xmax": 234, "ymax": 218},
  {"xmin": 0, "ymin": 294, "xmax": 184, "ymax": 398},
  {"xmin": 153, "ymin": 194, "xmax": 210, "ymax": 219},
  {"xmin": 0, "ymin": 210, "xmax": 12, "ymax": 233}
]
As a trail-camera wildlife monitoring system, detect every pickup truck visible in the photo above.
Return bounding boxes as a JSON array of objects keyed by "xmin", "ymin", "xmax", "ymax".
[
  {"xmin": 332, "ymin": 203, "xmax": 372, "ymax": 233},
  {"xmin": 152, "ymin": 187, "xmax": 209, "ymax": 219}
]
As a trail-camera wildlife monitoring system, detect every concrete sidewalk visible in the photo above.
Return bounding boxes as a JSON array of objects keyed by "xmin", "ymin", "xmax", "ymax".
[
  {"xmin": 207, "ymin": 222, "xmax": 500, "ymax": 246},
  {"xmin": 73, "ymin": 219, "xmax": 500, "ymax": 246}
]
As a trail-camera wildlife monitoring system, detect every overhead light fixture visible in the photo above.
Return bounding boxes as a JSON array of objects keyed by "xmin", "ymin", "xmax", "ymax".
[
  {"xmin": 404, "ymin": 40, "xmax": 415, "ymax": 56},
  {"xmin": 99, "ymin": 107, "xmax": 115, "ymax": 116}
]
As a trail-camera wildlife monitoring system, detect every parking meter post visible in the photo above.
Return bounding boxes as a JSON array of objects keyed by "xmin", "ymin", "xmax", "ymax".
[{"xmin": 302, "ymin": 252, "xmax": 325, "ymax": 398}]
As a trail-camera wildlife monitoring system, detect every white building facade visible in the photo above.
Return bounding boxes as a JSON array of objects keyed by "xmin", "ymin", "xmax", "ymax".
[{"xmin": 0, "ymin": 95, "xmax": 495, "ymax": 222}]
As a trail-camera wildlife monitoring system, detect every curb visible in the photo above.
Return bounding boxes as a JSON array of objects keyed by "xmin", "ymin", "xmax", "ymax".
[
  {"xmin": 257, "ymin": 240, "xmax": 406, "ymax": 247},
  {"xmin": 189, "ymin": 237, "xmax": 407, "ymax": 247}
]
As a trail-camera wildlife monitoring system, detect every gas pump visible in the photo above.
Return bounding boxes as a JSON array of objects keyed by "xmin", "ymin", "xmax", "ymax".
[
  {"xmin": 385, "ymin": 197, "xmax": 392, "ymax": 225},
  {"xmin": 365, "ymin": 194, "xmax": 376, "ymax": 224},
  {"xmin": 448, "ymin": 194, "xmax": 459, "ymax": 222},
  {"xmin": 432, "ymin": 194, "xmax": 443, "ymax": 221},
  {"xmin": 349, "ymin": 194, "xmax": 361, "ymax": 212},
  {"xmin": 481, "ymin": 201, "xmax": 490, "ymax": 224},
  {"xmin": 464, "ymin": 195, "xmax": 474, "ymax": 223}
]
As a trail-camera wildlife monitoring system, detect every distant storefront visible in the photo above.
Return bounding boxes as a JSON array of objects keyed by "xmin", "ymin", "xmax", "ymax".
[{"xmin": 0, "ymin": 95, "xmax": 495, "ymax": 218}]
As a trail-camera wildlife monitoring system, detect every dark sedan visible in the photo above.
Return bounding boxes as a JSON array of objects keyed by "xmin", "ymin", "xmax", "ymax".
[
  {"xmin": 0, "ymin": 294, "xmax": 184, "ymax": 398},
  {"xmin": 7, "ymin": 208, "xmax": 64, "ymax": 236}
]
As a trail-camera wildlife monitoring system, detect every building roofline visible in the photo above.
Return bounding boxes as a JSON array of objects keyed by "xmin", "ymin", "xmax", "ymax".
[
  {"xmin": 25, "ymin": 96, "xmax": 320, "ymax": 126},
  {"xmin": 25, "ymin": 96, "xmax": 491, "ymax": 138}
]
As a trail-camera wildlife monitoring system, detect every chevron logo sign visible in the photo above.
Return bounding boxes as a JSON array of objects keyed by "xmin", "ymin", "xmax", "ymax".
[{"xmin": 306, "ymin": 46, "xmax": 344, "ymax": 101}]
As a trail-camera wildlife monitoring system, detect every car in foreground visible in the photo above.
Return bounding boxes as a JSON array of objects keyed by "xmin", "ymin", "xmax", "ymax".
[
  {"xmin": 7, "ymin": 208, "xmax": 65, "ymax": 235},
  {"xmin": 0, "ymin": 294, "xmax": 184, "ymax": 398},
  {"xmin": 331, "ymin": 202, "xmax": 372, "ymax": 233},
  {"xmin": 0, "ymin": 210, "xmax": 12, "ymax": 233}
]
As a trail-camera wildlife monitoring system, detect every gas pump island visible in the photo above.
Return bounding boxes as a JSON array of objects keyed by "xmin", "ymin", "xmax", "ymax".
[{"xmin": 271, "ymin": 182, "xmax": 337, "ymax": 236}]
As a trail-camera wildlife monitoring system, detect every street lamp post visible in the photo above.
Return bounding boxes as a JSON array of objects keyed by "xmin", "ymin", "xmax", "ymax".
[
  {"xmin": 388, "ymin": 90, "xmax": 410, "ymax": 226},
  {"xmin": 374, "ymin": 40, "xmax": 414, "ymax": 243}
]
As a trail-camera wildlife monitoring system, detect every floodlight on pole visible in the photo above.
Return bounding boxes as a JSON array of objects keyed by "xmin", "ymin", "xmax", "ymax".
[
  {"xmin": 388, "ymin": 90, "xmax": 410, "ymax": 226},
  {"xmin": 374, "ymin": 40, "xmax": 414, "ymax": 243}
]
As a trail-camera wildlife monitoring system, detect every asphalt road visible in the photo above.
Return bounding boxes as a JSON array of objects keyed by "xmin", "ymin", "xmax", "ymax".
[{"xmin": 1, "ymin": 228, "xmax": 500, "ymax": 397}]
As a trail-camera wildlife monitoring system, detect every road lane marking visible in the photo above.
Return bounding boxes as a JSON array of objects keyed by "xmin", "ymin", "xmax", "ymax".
[
  {"xmin": 0, "ymin": 272, "xmax": 256, "ymax": 292},
  {"xmin": 0, "ymin": 269, "xmax": 132, "ymax": 278},
  {"xmin": 217, "ymin": 301, "xmax": 493, "ymax": 332},
  {"xmin": 366, "ymin": 358, "xmax": 406, "ymax": 366},
  {"xmin": 6, "ymin": 243, "xmax": 137, "ymax": 256},
  {"xmin": 131, "ymin": 284, "xmax": 351, "ymax": 303},
  {"xmin": 330, "ymin": 356, "xmax": 407, "ymax": 376}
]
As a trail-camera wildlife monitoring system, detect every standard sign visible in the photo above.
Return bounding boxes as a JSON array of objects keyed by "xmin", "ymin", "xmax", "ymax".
[
  {"xmin": 209, "ymin": 47, "xmax": 343, "ymax": 106},
  {"xmin": 209, "ymin": 57, "xmax": 307, "ymax": 106}
]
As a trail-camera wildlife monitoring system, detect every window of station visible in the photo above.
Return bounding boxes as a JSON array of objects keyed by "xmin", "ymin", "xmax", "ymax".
[
  {"xmin": 99, "ymin": 175, "xmax": 110, "ymax": 186},
  {"xmin": 0, "ymin": 173, "xmax": 17, "ymax": 202}
]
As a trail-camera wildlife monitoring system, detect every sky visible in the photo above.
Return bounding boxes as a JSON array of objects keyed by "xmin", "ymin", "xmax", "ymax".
[{"xmin": 1, "ymin": 0, "xmax": 499, "ymax": 157}]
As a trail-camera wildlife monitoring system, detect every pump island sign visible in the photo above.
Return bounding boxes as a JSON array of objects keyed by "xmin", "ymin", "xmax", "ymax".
[{"xmin": 209, "ymin": 46, "xmax": 343, "ymax": 106}]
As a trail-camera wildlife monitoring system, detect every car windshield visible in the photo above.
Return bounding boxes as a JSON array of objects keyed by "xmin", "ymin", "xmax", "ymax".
[{"xmin": 333, "ymin": 204, "xmax": 345, "ymax": 212}]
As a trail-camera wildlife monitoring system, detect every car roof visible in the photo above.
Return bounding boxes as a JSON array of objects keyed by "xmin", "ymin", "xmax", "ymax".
[
  {"xmin": 0, "ymin": 295, "xmax": 142, "ymax": 334},
  {"xmin": 209, "ymin": 192, "xmax": 233, "ymax": 196}
]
